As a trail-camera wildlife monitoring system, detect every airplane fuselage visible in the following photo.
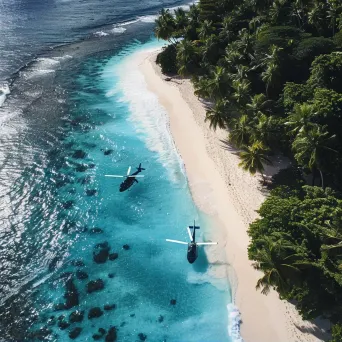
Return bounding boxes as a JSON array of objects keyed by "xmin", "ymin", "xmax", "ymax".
[
  {"xmin": 187, "ymin": 242, "xmax": 198, "ymax": 264},
  {"xmin": 119, "ymin": 170, "xmax": 140, "ymax": 192}
]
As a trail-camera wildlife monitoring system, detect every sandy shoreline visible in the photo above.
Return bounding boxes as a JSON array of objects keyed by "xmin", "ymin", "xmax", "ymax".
[{"xmin": 137, "ymin": 48, "xmax": 329, "ymax": 342}]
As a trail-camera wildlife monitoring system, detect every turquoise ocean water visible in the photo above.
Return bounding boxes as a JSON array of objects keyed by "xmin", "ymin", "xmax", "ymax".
[{"xmin": 0, "ymin": 8, "xmax": 243, "ymax": 339}]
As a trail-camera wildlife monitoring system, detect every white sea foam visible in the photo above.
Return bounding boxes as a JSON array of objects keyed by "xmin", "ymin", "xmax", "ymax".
[
  {"xmin": 94, "ymin": 31, "xmax": 110, "ymax": 37},
  {"xmin": 0, "ymin": 83, "xmax": 10, "ymax": 107},
  {"xmin": 92, "ymin": 1, "xmax": 197, "ymax": 40},
  {"xmin": 112, "ymin": 46, "xmax": 186, "ymax": 183},
  {"xmin": 139, "ymin": 15, "xmax": 158, "ymax": 23},
  {"xmin": 111, "ymin": 27, "xmax": 127, "ymax": 34},
  {"xmin": 227, "ymin": 303, "xmax": 244, "ymax": 342}
]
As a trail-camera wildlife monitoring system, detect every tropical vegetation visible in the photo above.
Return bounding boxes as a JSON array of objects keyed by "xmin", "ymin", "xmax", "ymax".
[{"xmin": 155, "ymin": 0, "xmax": 342, "ymax": 338}]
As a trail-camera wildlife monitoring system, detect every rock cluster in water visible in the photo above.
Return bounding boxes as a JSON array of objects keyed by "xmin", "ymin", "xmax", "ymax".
[
  {"xmin": 88, "ymin": 307, "xmax": 103, "ymax": 319},
  {"xmin": 69, "ymin": 327, "xmax": 82, "ymax": 339},
  {"xmin": 87, "ymin": 279, "xmax": 105, "ymax": 293},
  {"xmin": 93, "ymin": 242, "xmax": 110, "ymax": 263}
]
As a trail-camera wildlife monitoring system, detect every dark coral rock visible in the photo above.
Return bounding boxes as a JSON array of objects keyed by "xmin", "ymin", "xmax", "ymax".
[
  {"xmin": 105, "ymin": 326, "xmax": 117, "ymax": 341},
  {"xmin": 70, "ymin": 259, "xmax": 85, "ymax": 267},
  {"xmin": 69, "ymin": 310, "xmax": 84, "ymax": 323},
  {"xmin": 138, "ymin": 333, "xmax": 147, "ymax": 341},
  {"xmin": 122, "ymin": 244, "xmax": 130, "ymax": 250},
  {"xmin": 89, "ymin": 163, "xmax": 96, "ymax": 169},
  {"xmin": 170, "ymin": 299, "xmax": 176, "ymax": 305},
  {"xmin": 77, "ymin": 176, "xmax": 92, "ymax": 184},
  {"xmin": 103, "ymin": 304, "xmax": 116, "ymax": 311},
  {"xmin": 86, "ymin": 189, "xmax": 97, "ymax": 196},
  {"xmin": 103, "ymin": 149, "xmax": 113, "ymax": 156},
  {"xmin": 92, "ymin": 334, "xmax": 102, "ymax": 340},
  {"xmin": 108, "ymin": 273, "xmax": 115, "ymax": 279},
  {"xmin": 98, "ymin": 328, "xmax": 106, "ymax": 336},
  {"xmin": 75, "ymin": 164, "xmax": 88, "ymax": 172},
  {"xmin": 130, "ymin": 314, "xmax": 135, "ymax": 317},
  {"xmin": 54, "ymin": 303, "xmax": 66, "ymax": 311},
  {"xmin": 72, "ymin": 150, "xmax": 87, "ymax": 159},
  {"xmin": 62, "ymin": 200, "xmax": 74, "ymax": 209},
  {"xmin": 64, "ymin": 279, "xmax": 79, "ymax": 309},
  {"xmin": 89, "ymin": 228, "xmax": 103, "ymax": 234},
  {"xmin": 58, "ymin": 315, "xmax": 65, "ymax": 321},
  {"xmin": 120, "ymin": 322, "xmax": 126, "ymax": 327},
  {"xmin": 69, "ymin": 327, "xmax": 82, "ymax": 339},
  {"xmin": 58, "ymin": 320, "xmax": 70, "ymax": 330},
  {"xmin": 88, "ymin": 307, "xmax": 103, "ymax": 319},
  {"xmin": 87, "ymin": 279, "xmax": 104, "ymax": 294},
  {"xmin": 93, "ymin": 242, "xmax": 110, "ymax": 264},
  {"xmin": 109, "ymin": 253, "xmax": 118, "ymax": 261},
  {"xmin": 76, "ymin": 270, "xmax": 88, "ymax": 280},
  {"xmin": 158, "ymin": 315, "xmax": 164, "ymax": 323}
]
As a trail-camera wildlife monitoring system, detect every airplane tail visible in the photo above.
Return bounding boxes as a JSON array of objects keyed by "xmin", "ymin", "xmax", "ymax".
[{"xmin": 137, "ymin": 163, "xmax": 145, "ymax": 172}]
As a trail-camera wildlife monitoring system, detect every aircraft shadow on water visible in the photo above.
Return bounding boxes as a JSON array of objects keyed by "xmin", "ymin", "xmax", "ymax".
[
  {"xmin": 166, "ymin": 221, "xmax": 218, "ymax": 264},
  {"xmin": 105, "ymin": 163, "xmax": 145, "ymax": 192}
]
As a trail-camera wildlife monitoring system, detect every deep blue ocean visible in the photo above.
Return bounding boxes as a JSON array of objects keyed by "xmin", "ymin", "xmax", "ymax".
[{"xmin": 0, "ymin": 1, "xmax": 242, "ymax": 341}]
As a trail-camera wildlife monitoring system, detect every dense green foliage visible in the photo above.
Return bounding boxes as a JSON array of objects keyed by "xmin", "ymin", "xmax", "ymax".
[
  {"xmin": 156, "ymin": 45, "xmax": 177, "ymax": 74},
  {"xmin": 155, "ymin": 0, "xmax": 342, "ymax": 333},
  {"xmin": 249, "ymin": 186, "xmax": 342, "ymax": 320}
]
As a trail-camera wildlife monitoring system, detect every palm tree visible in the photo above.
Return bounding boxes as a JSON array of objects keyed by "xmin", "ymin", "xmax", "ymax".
[
  {"xmin": 252, "ymin": 236, "xmax": 306, "ymax": 295},
  {"xmin": 261, "ymin": 45, "xmax": 283, "ymax": 95},
  {"xmin": 261, "ymin": 62, "xmax": 281, "ymax": 95},
  {"xmin": 220, "ymin": 16, "xmax": 234, "ymax": 42},
  {"xmin": 207, "ymin": 66, "xmax": 230, "ymax": 99},
  {"xmin": 239, "ymin": 141, "xmax": 272, "ymax": 181},
  {"xmin": 229, "ymin": 115, "xmax": 252, "ymax": 147},
  {"xmin": 193, "ymin": 76, "xmax": 210, "ymax": 99},
  {"xmin": 327, "ymin": 0, "xmax": 340, "ymax": 36},
  {"xmin": 292, "ymin": 125, "xmax": 337, "ymax": 189},
  {"xmin": 308, "ymin": 2, "xmax": 326, "ymax": 34},
  {"xmin": 269, "ymin": 0, "xmax": 286, "ymax": 24},
  {"xmin": 253, "ymin": 114, "xmax": 276, "ymax": 147},
  {"xmin": 176, "ymin": 40, "xmax": 196, "ymax": 76},
  {"xmin": 232, "ymin": 79, "xmax": 251, "ymax": 107},
  {"xmin": 201, "ymin": 34, "xmax": 219, "ymax": 67},
  {"xmin": 198, "ymin": 20, "xmax": 214, "ymax": 40},
  {"xmin": 205, "ymin": 99, "xmax": 229, "ymax": 131},
  {"xmin": 236, "ymin": 28, "xmax": 253, "ymax": 57},
  {"xmin": 232, "ymin": 64, "xmax": 250, "ymax": 83},
  {"xmin": 154, "ymin": 9, "xmax": 176, "ymax": 44},
  {"xmin": 246, "ymin": 93, "xmax": 272, "ymax": 118},
  {"xmin": 285, "ymin": 103, "xmax": 316, "ymax": 136},
  {"xmin": 173, "ymin": 8, "xmax": 188, "ymax": 35},
  {"xmin": 290, "ymin": 0, "xmax": 304, "ymax": 27}
]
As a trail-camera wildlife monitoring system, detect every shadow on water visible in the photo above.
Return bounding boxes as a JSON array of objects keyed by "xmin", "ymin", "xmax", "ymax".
[{"xmin": 192, "ymin": 245, "xmax": 210, "ymax": 274}]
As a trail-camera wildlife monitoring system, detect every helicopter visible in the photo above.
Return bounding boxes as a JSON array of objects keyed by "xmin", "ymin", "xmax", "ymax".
[
  {"xmin": 105, "ymin": 163, "xmax": 145, "ymax": 192},
  {"xmin": 166, "ymin": 221, "xmax": 218, "ymax": 263}
]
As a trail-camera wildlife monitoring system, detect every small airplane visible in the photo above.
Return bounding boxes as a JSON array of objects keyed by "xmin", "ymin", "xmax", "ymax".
[
  {"xmin": 105, "ymin": 163, "xmax": 145, "ymax": 192},
  {"xmin": 166, "ymin": 221, "xmax": 218, "ymax": 263}
]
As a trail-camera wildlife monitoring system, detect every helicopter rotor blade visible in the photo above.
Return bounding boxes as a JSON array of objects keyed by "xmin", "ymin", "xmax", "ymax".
[
  {"xmin": 166, "ymin": 239, "xmax": 188, "ymax": 245},
  {"xmin": 196, "ymin": 242, "xmax": 218, "ymax": 246},
  {"xmin": 105, "ymin": 175, "xmax": 124, "ymax": 178},
  {"xmin": 127, "ymin": 166, "xmax": 131, "ymax": 176},
  {"xmin": 187, "ymin": 227, "xmax": 193, "ymax": 241},
  {"xmin": 127, "ymin": 175, "xmax": 144, "ymax": 178}
]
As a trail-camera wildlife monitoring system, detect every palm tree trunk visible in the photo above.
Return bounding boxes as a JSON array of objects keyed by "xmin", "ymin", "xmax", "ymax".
[
  {"xmin": 318, "ymin": 169, "xmax": 324, "ymax": 189},
  {"xmin": 311, "ymin": 171, "xmax": 316, "ymax": 186}
]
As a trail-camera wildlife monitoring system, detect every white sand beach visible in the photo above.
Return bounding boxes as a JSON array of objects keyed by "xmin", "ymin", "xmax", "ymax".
[{"xmin": 137, "ymin": 48, "xmax": 329, "ymax": 342}]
